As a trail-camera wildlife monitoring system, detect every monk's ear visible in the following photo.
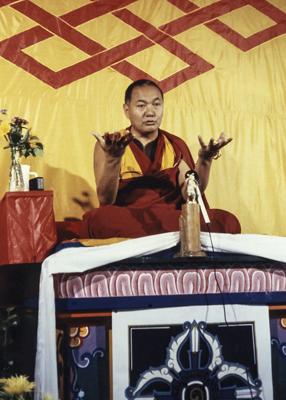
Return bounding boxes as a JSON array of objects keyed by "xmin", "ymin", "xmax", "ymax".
[{"xmin": 123, "ymin": 103, "xmax": 129, "ymax": 119}]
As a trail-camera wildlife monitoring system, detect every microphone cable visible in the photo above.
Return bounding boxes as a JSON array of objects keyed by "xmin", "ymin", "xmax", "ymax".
[
  {"xmin": 185, "ymin": 170, "xmax": 254, "ymax": 398},
  {"xmin": 206, "ymin": 223, "xmax": 255, "ymax": 400},
  {"xmin": 206, "ymin": 223, "xmax": 229, "ymax": 327}
]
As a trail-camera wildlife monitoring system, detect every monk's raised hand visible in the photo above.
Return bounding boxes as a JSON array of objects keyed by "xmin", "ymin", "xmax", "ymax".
[
  {"xmin": 198, "ymin": 132, "xmax": 232, "ymax": 161},
  {"xmin": 91, "ymin": 129, "xmax": 133, "ymax": 157}
]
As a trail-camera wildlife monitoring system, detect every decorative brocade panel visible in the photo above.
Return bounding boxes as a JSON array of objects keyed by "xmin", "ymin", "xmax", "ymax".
[{"xmin": 55, "ymin": 265, "xmax": 286, "ymax": 299}]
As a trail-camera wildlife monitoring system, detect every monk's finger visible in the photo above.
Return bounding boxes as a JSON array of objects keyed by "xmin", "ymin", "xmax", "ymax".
[
  {"xmin": 216, "ymin": 132, "xmax": 231, "ymax": 144},
  {"xmin": 112, "ymin": 132, "xmax": 122, "ymax": 146},
  {"xmin": 113, "ymin": 131, "xmax": 121, "ymax": 141},
  {"xmin": 123, "ymin": 129, "xmax": 133, "ymax": 140},
  {"xmin": 108, "ymin": 134, "xmax": 115, "ymax": 146},
  {"xmin": 103, "ymin": 132, "xmax": 113, "ymax": 146},
  {"xmin": 126, "ymin": 133, "xmax": 134, "ymax": 144},
  {"xmin": 90, "ymin": 131, "xmax": 106, "ymax": 147},
  {"xmin": 217, "ymin": 137, "xmax": 232, "ymax": 149},
  {"xmin": 208, "ymin": 138, "xmax": 215, "ymax": 149},
  {"xmin": 90, "ymin": 131, "xmax": 102, "ymax": 141},
  {"xmin": 217, "ymin": 132, "xmax": 226, "ymax": 141},
  {"xmin": 121, "ymin": 132, "xmax": 133, "ymax": 146},
  {"xmin": 198, "ymin": 135, "xmax": 206, "ymax": 148}
]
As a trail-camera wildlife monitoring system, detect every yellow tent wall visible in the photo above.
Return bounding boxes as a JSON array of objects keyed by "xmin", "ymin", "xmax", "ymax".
[{"xmin": 0, "ymin": 0, "xmax": 285, "ymax": 236}]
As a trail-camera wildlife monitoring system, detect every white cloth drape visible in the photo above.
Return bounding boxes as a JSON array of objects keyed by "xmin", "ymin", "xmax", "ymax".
[{"xmin": 34, "ymin": 231, "xmax": 286, "ymax": 400}]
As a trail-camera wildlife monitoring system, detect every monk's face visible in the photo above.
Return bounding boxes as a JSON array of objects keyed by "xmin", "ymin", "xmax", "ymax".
[{"xmin": 123, "ymin": 85, "xmax": 163, "ymax": 138}]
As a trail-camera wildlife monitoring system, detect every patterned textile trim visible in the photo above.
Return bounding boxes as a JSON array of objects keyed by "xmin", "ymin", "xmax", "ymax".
[{"xmin": 54, "ymin": 266, "xmax": 286, "ymax": 299}]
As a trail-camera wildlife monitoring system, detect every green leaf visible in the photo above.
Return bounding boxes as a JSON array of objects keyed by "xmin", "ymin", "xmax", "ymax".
[
  {"xmin": 33, "ymin": 148, "xmax": 43, "ymax": 157},
  {"xmin": 20, "ymin": 131, "xmax": 29, "ymax": 144}
]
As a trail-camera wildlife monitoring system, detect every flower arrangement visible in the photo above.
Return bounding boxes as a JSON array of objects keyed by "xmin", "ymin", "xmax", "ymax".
[
  {"xmin": 0, "ymin": 375, "xmax": 35, "ymax": 399},
  {"xmin": 0, "ymin": 109, "xmax": 43, "ymax": 191},
  {"xmin": 0, "ymin": 109, "xmax": 43, "ymax": 158},
  {"xmin": 0, "ymin": 375, "xmax": 54, "ymax": 400}
]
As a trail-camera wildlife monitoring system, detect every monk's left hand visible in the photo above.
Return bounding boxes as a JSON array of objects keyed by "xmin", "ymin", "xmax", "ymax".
[{"xmin": 198, "ymin": 132, "xmax": 232, "ymax": 161}]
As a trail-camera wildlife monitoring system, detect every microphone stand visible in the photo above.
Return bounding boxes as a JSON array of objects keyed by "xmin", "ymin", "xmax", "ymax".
[{"xmin": 178, "ymin": 171, "xmax": 207, "ymax": 257}]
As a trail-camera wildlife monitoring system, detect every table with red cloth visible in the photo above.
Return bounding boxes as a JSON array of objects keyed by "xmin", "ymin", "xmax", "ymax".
[{"xmin": 0, "ymin": 191, "xmax": 57, "ymax": 265}]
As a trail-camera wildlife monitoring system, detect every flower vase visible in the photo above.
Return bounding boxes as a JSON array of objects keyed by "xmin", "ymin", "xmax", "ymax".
[{"xmin": 9, "ymin": 148, "xmax": 25, "ymax": 191}]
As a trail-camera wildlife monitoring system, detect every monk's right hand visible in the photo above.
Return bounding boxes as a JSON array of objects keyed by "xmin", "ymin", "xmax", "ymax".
[{"xmin": 91, "ymin": 129, "xmax": 133, "ymax": 157}]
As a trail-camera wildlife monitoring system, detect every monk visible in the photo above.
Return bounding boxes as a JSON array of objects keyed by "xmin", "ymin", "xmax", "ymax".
[{"xmin": 84, "ymin": 79, "xmax": 240, "ymax": 238}]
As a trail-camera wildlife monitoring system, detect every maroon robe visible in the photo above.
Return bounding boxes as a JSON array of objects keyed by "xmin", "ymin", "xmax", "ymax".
[{"xmin": 84, "ymin": 130, "xmax": 240, "ymax": 238}]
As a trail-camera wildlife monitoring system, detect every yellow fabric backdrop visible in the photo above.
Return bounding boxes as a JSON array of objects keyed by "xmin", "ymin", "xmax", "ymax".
[{"xmin": 0, "ymin": 0, "xmax": 285, "ymax": 236}]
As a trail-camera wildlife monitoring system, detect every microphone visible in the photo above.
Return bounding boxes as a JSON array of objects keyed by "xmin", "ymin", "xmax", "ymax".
[
  {"xmin": 185, "ymin": 170, "xmax": 210, "ymax": 224},
  {"xmin": 185, "ymin": 169, "xmax": 199, "ymax": 182}
]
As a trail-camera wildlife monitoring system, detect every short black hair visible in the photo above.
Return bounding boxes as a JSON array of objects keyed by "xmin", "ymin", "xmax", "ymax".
[{"xmin": 124, "ymin": 79, "xmax": 164, "ymax": 104}]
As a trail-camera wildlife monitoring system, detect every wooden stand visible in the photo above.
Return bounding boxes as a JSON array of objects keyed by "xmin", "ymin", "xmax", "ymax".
[{"xmin": 179, "ymin": 202, "xmax": 206, "ymax": 257}]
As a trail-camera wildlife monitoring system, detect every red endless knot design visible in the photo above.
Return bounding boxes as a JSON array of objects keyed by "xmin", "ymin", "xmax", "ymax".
[{"xmin": 0, "ymin": 0, "xmax": 286, "ymax": 91}]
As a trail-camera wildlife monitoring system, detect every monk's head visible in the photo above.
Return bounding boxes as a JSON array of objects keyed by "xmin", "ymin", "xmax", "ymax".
[{"xmin": 123, "ymin": 80, "xmax": 164, "ymax": 139}]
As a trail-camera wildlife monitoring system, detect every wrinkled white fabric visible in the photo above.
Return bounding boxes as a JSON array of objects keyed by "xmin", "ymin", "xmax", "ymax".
[{"xmin": 34, "ymin": 231, "xmax": 286, "ymax": 400}]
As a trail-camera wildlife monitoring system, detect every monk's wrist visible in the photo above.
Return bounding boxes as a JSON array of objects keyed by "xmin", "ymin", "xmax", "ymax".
[
  {"xmin": 197, "ymin": 154, "xmax": 213, "ymax": 165},
  {"xmin": 104, "ymin": 152, "xmax": 122, "ymax": 164},
  {"xmin": 198, "ymin": 148, "xmax": 221, "ymax": 162}
]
